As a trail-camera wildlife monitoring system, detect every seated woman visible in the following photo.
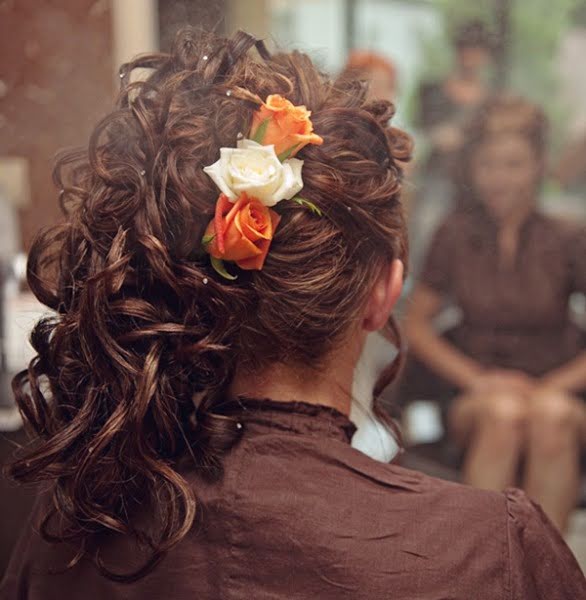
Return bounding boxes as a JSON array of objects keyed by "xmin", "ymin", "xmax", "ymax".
[
  {"xmin": 1, "ymin": 30, "xmax": 584, "ymax": 599},
  {"xmin": 405, "ymin": 95, "xmax": 586, "ymax": 533}
]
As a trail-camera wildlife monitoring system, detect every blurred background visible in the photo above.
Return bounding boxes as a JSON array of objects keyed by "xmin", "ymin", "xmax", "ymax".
[{"xmin": 1, "ymin": 0, "xmax": 585, "ymax": 577}]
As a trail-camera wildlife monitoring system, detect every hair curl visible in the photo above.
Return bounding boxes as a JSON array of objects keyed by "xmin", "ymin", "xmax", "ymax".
[{"xmin": 8, "ymin": 27, "xmax": 411, "ymax": 580}]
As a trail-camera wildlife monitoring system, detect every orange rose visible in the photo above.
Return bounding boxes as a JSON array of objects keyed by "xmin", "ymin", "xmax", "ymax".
[
  {"xmin": 250, "ymin": 94, "xmax": 323, "ymax": 159},
  {"xmin": 204, "ymin": 193, "xmax": 281, "ymax": 271}
]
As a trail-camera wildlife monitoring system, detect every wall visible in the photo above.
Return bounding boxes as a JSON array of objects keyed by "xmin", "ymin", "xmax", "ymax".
[{"xmin": 0, "ymin": 0, "xmax": 114, "ymax": 250}]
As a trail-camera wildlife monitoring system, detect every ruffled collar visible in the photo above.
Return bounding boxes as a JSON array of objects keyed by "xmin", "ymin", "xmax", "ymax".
[{"xmin": 216, "ymin": 396, "xmax": 356, "ymax": 444}]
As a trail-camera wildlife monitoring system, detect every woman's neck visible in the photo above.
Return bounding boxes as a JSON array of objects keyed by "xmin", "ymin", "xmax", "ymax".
[
  {"xmin": 227, "ymin": 340, "xmax": 363, "ymax": 417},
  {"xmin": 446, "ymin": 73, "xmax": 486, "ymax": 103},
  {"xmin": 496, "ymin": 200, "xmax": 535, "ymax": 232},
  {"xmin": 494, "ymin": 202, "xmax": 536, "ymax": 267},
  {"xmin": 229, "ymin": 363, "xmax": 352, "ymax": 416}
]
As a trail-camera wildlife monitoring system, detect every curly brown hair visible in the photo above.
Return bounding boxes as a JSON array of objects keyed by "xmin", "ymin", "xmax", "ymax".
[{"xmin": 8, "ymin": 27, "xmax": 411, "ymax": 580}]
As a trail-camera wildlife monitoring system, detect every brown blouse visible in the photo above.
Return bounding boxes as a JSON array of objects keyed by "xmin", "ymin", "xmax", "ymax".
[
  {"xmin": 421, "ymin": 209, "xmax": 586, "ymax": 377},
  {"xmin": 1, "ymin": 398, "xmax": 584, "ymax": 599}
]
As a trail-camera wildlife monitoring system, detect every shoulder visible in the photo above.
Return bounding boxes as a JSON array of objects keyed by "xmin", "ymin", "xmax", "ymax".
[
  {"xmin": 392, "ymin": 462, "xmax": 509, "ymax": 520},
  {"xmin": 336, "ymin": 443, "xmax": 509, "ymax": 523},
  {"xmin": 533, "ymin": 212, "xmax": 586, "ymax": 244},
  {"xmin": 327, "ymin": 449, "xmax": 516, "ymax": 585},
  {"xmin": 426, "ymin": 211, "xmax": 480, "ymax": 254},
  {"xmin": 344, "ymin": 456, "xmax": 586, "ymax": 596},
  {"xmin": 504, "ymin": 487, "xmax": 586, "ymax": 597},
  {"xmin": 529, "ymin": 213, "xmax": 586, "ymax": 274},
  {"xmin": 437, "ymin": 210, "xmax": 480, "ymax": 235}
]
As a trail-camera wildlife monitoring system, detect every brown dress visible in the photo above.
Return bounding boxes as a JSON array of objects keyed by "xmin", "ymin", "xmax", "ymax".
[
  {"xmin": 1, "ymin": 398, "xmax": 584, "ymax": 599},
  {"xmin": 402, "ymin": 209, "xmax": 586, "ymax": 411},
  {"xmin": 420, "ymin": 209, "xmax": 586, "ymax": 377}
]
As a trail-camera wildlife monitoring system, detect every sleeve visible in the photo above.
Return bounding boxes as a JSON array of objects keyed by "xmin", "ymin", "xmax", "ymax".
[
  {"xmin": 418, "ymin": 218, "xmax": 456, "ymax": 296},
  {"xmin": 0, "ymin": 512, "xmax": 34, "ymax": 599},
  {"xmin": 505, "ymin": 488, "xmax": 586, "ymax": 600},
  {"xmin": 569, "ymin": 224, "xmax": 586, "ymax": 296},
  {"xmin": 0, "ymin": 491, "xmax": 49, "ymax": 599}
]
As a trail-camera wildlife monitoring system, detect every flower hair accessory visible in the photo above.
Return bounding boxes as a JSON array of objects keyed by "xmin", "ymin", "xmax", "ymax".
[
  {"xmin": 250, "ymin": 94, "xmax": 324, "ymax": 160},
  {"xmin": 202, "ymin": 94, "xmax": 323, "ymax": 278}
]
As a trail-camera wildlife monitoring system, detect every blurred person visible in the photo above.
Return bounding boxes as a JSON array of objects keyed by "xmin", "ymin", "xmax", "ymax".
[
  {"xmin": 405, "ymin": 95, "xmax": 586, "ymax": 533},
  {"xmin": 549, "ymin": 131, "xmax": 586, "ymax": 222},
  {"xmin": 342, "ymin": 49, "xmax": 398, "ymax": 102},
  {"xmin": 418, "ymin": 19, "xmax": 495, "ymax": 179},
  {"xmin": 410, "ymin": 20, "xmax": 496, "ymax": 273},
  {"xmin": 554, "ymin": 130, "xmax": 586, "ymax": 193},
  {"xmin": 341, "ymin": 50, "xmax": 415, "ymax": 216},
  {"xmin": 1, "ymin": 30, "xmax": 584, "ymax": 599}
]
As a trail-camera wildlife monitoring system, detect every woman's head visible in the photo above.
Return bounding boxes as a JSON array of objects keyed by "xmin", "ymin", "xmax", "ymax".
[
  {"xmin": 457, "ymin": 95, "xmax": 547, "ymax": 221},
  {"xmin": 9, "ymin": 28, "xmax": 410, "ymax": 578},
  {"xmin": 452, "ymin": 20, "xmax": 494, "ymax": 76},
  {"xmin": 342, "ymin": 50, "xmax": 398, "ymax": 102}
]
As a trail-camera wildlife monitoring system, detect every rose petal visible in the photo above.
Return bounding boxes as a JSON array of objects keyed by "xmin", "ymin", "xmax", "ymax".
[
  {"xmin": 208, "ymin": 193, "xmax": 243, "ymax": 255},
  {"xmin": 249, "ymin": 95, "xmax": 322, "ymax": 158},
  {"xmin": 269, "ymin": 158, "xmax": 304, "ymax": 205},
  {"xmin": 221, "ymin": 210, "xmax": 262, "ymax": 262},
  {"xmin": 203, "ymin": 149, "xmax": 238, "ymax": 201},
  {"xmin": 203, "ymin": 138, "xmax": 304, "ymax": 208},
  {"xmin": 239, "ymin": 201, "xmax": 272, "ymax": 242},
  {"xmin": 237, "ymin": 139, "xmax": 268, "ymax": 151},
  {"xmin": 231, "ymin": 145, "xmax": 283, "ymax": 205},
  {"xmin": 237, "ymin": 210, "xmax": 281, "ymax": 270},
  {"xmin": 223, "ymin": 193, "xmax": 248, "ymax": 230}
]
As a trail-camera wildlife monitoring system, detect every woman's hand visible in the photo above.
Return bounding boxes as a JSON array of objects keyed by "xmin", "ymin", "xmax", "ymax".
[
  {"xmin": 537, "ymin": 353, "xmax": 586, "ymax": 395},
  {"xmin": 430, "ymin": 123, "xmax": 463, "ymax": 153},
  {"xmin": 468, "ymin": 369, "xmax": 537, "ymax": 396}
]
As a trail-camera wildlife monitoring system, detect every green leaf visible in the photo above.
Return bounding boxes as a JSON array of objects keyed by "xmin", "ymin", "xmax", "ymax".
[
  {"xmin": 251, "ymin": 117, "xmax": 270, "ymax": 144},
  {"xmin": 277, "ymin": 143, "xmax": 300, "ymax": 162},
  {"xmin": 292, "ymin": 197, "xmax": 323, "ymax": 217},
  {"xmin": 210, "ymin": 256, "xmax": 238, "ymax": 280},
  {"xmin": 201, "ymin": 233, "xmax": 216, "ymax": 246}
]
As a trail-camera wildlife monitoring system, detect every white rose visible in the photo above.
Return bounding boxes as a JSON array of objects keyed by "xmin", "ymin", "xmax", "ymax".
[{"xmin": 203, "ymin": 139, "xmax": 304, "ymax": 207}]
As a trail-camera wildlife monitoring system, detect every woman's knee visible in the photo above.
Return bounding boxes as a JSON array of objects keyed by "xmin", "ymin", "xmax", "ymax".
[
  {"xmin": 528, "ymin": 390, "xmax": 584, "ymax": 456},
  {"xmin": 484, "ymin": 392, "xmax": 528, "ymax": 428},
  {"xmin": 530, "ymin": 390, "xmax": 582, "ymax": 429},
  {"xmin": 477, "ymin": 392, "xmax": 528, "ymax": 447}
]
